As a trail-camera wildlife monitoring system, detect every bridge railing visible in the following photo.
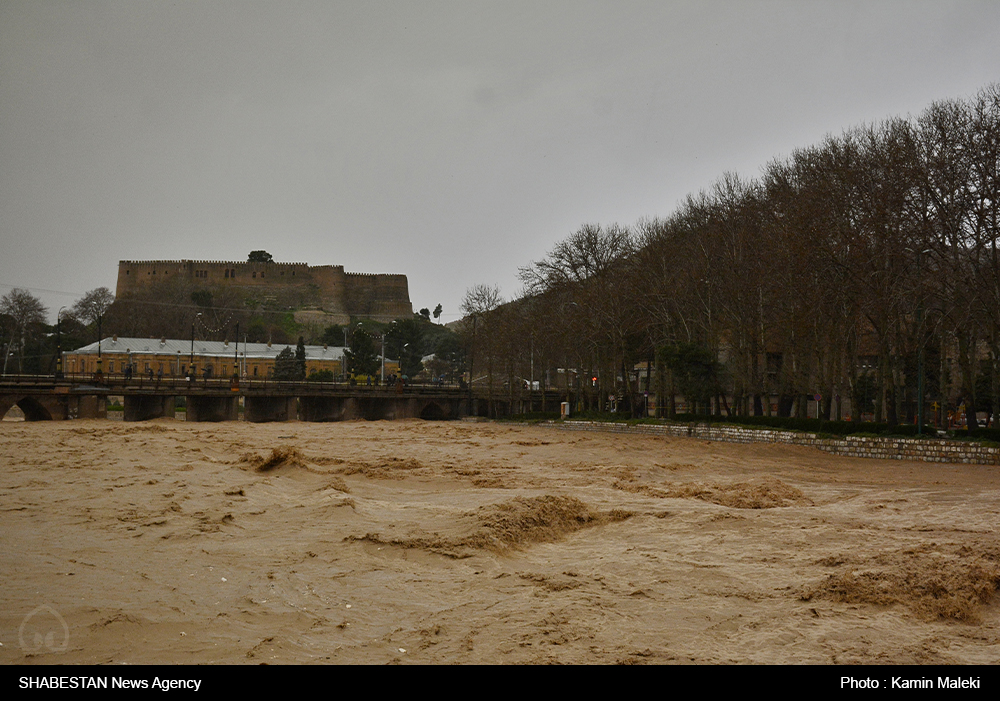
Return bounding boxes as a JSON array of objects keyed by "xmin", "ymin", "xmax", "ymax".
[
  {"xmin": 0, "ymin": 373, "xmax": 61, "ymax": 387},
  {"xmin": 2, "ymin": 372, "xmax": 471, "ymax": 395}
]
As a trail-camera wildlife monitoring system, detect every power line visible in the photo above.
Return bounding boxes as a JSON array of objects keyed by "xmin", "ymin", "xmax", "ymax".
[{"xmin": 0, "ymin": 282, "xmax": 91, "ymax": 298}]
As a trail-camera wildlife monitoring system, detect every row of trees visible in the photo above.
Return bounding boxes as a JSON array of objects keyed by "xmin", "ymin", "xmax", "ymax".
[
  {"xmin": 1, "ymin": 287, "xmax": 114, "ymax": 374},
  {"xmin": 462, "ymin": 84, "xmax": 1000, "ymax": 426}
]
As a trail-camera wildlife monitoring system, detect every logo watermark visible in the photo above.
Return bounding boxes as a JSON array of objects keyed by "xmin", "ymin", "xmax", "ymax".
[{"xmin": 18, "ymin": 604, "xmax": 69, "ymax": 653}]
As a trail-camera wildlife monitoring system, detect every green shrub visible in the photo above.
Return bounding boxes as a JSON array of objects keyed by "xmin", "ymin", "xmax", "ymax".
[{"xmin": 966, "ymin": 427, "xmax": 1000, "ymax": 442}]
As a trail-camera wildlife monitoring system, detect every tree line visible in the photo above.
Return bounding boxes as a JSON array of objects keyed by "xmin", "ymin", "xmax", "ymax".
[
  {"xmin": 462, "ymin": 85, "xmax": 1000, "ymax": 427},
  {"xmin": 1, "ymin": 287, "xmax": 113, "ymax": 374}
]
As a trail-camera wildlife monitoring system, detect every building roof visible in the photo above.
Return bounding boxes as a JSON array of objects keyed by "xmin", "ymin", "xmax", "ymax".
[{"xmin": 69, "ymin": 337, "xmax": 345, "ymax": 361}]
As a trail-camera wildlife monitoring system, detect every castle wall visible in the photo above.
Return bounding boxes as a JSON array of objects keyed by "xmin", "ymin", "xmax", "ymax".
[
  {"xmin": 116, "ymin": 260, "xmax": 412, "ymax": 322},
  {"xmin": 343, "ymin": 273, "xmax": 412, "ymax": 321},
  {"xmin": 117, "ymin": 260, "xmax": 315, "ymax": 294}
]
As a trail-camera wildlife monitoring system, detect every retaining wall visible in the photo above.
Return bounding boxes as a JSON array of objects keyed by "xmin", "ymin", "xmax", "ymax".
[{"xmin": 552, "ymin": 421, "xmax": 1000, "ymax": 466}]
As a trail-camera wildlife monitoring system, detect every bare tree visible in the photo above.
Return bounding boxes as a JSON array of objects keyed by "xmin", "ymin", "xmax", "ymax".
[
  {"xmin": 519, "ymin": 224, "xmax": 641, "ymax": 413},
  {"xmin": 1, "ymin": 288, "xmax": 48, "ymax": 373},
  {"xmin": 71, "ymin": 287, "xmax": 115, "ymax": 325},
  {"xmin": 519, "ymin": 223, "xmax": 635, "ymax": 294},
  {"xmin": 461, "ymin": 285, "xmax": 504, "ymax": 414}
]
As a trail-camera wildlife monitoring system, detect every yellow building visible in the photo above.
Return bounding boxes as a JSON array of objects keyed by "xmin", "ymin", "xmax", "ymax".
[{"xmin": 65, "ymin": 336, "xmax": 359, "ymax": 379}]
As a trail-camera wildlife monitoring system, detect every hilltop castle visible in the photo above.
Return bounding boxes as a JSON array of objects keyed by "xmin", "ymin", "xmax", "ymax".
[{"xmin": 116, "ymin": 259, "xmax": 412, "ymax": 325}]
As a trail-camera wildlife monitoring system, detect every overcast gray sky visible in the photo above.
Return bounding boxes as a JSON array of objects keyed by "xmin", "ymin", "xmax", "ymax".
[{"xmin": 2, "ymin": 1, "xmax": 999, "ymax": 323}]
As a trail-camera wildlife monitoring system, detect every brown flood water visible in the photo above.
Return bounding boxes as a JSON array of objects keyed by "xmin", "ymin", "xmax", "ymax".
[{"xmin": 1, "ymin": 418, "xmax": 998, "ymax": 664}]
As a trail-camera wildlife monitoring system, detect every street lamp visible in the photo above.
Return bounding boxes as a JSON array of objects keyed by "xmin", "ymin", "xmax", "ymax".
[
  {"xmin": 55, "ymin": 306, "xmax": 67, "ymax": 379},
  {"xmin": 561, "ymin": 301, "xmax": 579, "ymax": 408},
  {"xmin": 341, "ymin": 327, "xmax": 349, "ymax": 381},
  {"xmin": 95, "ymin": 313, "xmax": 103, "ymax": 379},
  {"xmin": 906, "ymin": 246, "xmax": 932, "ymax": 435},
  {"xmin": 190, "ymin": 312, "xmax": 202, "ymax": 378}
]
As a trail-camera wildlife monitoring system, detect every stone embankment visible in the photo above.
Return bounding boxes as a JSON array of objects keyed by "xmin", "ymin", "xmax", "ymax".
[{"xmin": 552, "ymin": 420, "xmax": 1000, "ymax": 466}]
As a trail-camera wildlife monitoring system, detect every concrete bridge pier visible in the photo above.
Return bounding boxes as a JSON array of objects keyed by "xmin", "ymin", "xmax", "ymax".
[
  {"xmin": 186, "ymin": 395, "xmax": 238, "ymax": 422},
  {"xmin": 245, "ymin": 396, "xmax": 298, "ymax": 422},
  {"xmin": 124, "ymin": 395, "xmax": 175, "ymax": 422},
  {"xmin": 66, "ymin": 395, "xmax": 107, "ymax": 420},
  {"xmin": 299, "ymin": 396, "xmax": 347, "ymax": 422},
  {"xmin": 342, "ymin": 397, "xmax": 381, "ymax": 420}
]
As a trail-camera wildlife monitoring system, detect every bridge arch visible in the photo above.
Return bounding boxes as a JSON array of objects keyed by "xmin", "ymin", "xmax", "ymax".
[
  {"xmin": 419, "ymin": 400, "xmax": 450, "ymax": 420},
  {"xmin": 0, "ymin": 395, "xmax": 53, "ymax": 421}
]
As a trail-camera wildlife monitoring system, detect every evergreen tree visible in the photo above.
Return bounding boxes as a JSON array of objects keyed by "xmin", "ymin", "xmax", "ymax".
[
  {"xmin": 387, "ymin": 317, "xmax": 424, "ymax": 377},
  {"xmin": 344, "ymin": 328, "xmax": 380, "ymax": 377},
  {"xmin": 272, "ymin": 346, "xmax": 298, "ymax": 380},
  {"xmin": 295, "ymin": 336, "xmax": 307, "ymax": 380}
]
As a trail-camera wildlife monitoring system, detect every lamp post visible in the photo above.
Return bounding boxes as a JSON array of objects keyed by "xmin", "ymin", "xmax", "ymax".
[
  {"xmin": 356, "ymin": 322, "xmax": 364, "ymax": 382},
  {"xmin": 95, "ymin": 314, "xmax": 103, "ymax": 379},
  {"xmin": 386, "ymin": 320, "xmax": 397, "ymax": 384},
  {"xmin": 190, "ymin": 312, "xmax": 202, "ymax": 378},
  {"xmin": 342, "ymin": 327, "xmax": 349, "ymax": 381},
  {"xmin": 907, "ymin": 246, "xmax": 932, "ymax": 435},
  {"xmin": 561, "ymin": 301, "xmax": 578, "ymax": 410},
  {"xmin": 55, "ymin": 306, "xmax": 67, "ymax": 379},
  {"xmin": 917, "ymin": 248, "xmax": 932, "ymax": 435},
  {"xmin": 468, "ymin": 314, "xmax": 477, "ymax": 414}
]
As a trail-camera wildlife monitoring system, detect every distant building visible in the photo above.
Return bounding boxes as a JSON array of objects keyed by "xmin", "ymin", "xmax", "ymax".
[
  {"xmin": 116, "ymin": 259, "xmax": 412, "ymax": 325},
  {"xmin": 64, "ymin": 336, "xmax": 361, "ymax": 379}
]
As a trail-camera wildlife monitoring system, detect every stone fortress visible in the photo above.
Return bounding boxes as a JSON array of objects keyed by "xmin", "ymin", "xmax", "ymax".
[{"xmin": 116, "ymin": 259, "xmax": 412, "ymax": 325}]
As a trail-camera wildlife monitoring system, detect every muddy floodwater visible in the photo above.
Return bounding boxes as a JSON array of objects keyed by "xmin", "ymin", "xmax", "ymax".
[{"xmin": 1, "ymin": 418, "xmax": 999, "ymax": 664}]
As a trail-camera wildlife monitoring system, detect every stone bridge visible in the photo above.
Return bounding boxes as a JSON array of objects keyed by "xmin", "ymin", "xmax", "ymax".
[{"xmin": 0, "ymin": 375, "xmax": 509, "ymax": 423}]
